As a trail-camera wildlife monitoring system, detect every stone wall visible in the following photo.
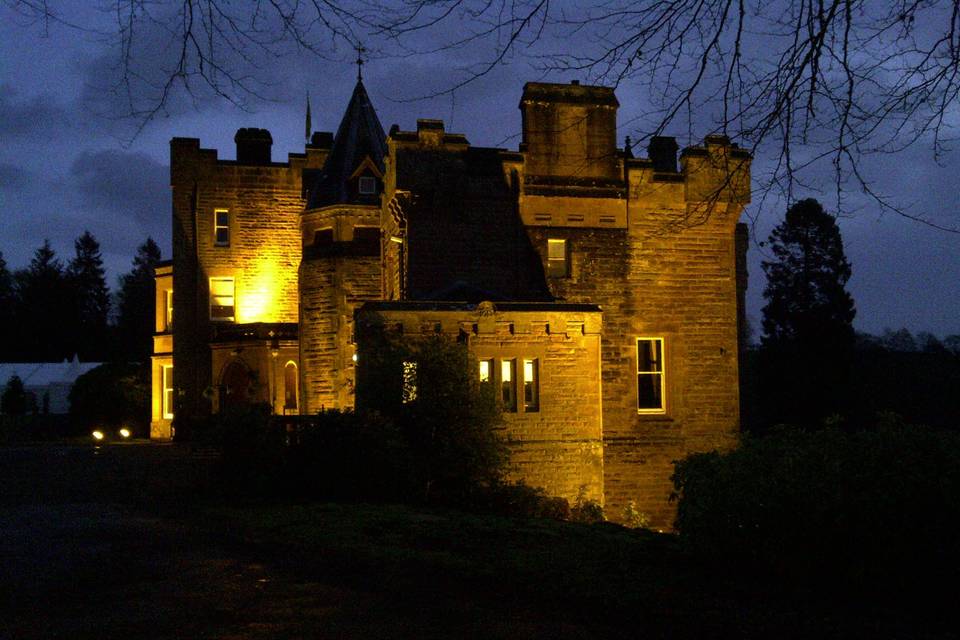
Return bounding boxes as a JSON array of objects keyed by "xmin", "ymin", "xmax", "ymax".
[
  {"xmin": 169, "ymin": 137, "xmax": 325, "ymax": 419},
  {"xmin": 356, "ymin": 303, "xmax": 605, "ymax": 504}
]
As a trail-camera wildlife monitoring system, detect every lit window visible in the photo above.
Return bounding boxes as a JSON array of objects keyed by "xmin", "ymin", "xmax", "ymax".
[
  {"xmin": 501, "ymin": 359, "xmax": 517, "ymax": 412},
  {"xmin": 637, "ymin": 338, "xmax": 665, "ymax": 412},
  {"xmin": 162, "ymin": 365, "xmax": 174, "ymax": 419},
  {"xmin": 284, "ymin": 362, "xmax": 298, "ymax": 410},
  {"xmin": 547, "ymin": 238, "xmax": 568, "ymax": 277},
  {"xmin": 358, "ymin": 175, "xmax": 377, "ymax": 195},
  {"xmin": 214, "ymin": 209, "xmax": 230, "ymax": 246},
  {"xmin": 164, "ymin": 289, "xmax": 173, "ymax": 330},
  {"xmin": 479, "ymin": 359, "xmax": 493, "ymax": 384},
  {"xmin": 402, "ymin": 361, "xmax": 418, "ymax": 403},
  {"xmin": 523, "ymin": 359, "xmax": 539, "ymax": 412},
  {"xmin": 209, "ymin": 277, "xmax": 235, "ymax": 321}
]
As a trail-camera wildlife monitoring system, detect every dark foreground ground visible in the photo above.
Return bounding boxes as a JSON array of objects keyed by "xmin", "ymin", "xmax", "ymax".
[{"xmin": 0, "ymin": 443, "xmax": 951, "ymax": 639}]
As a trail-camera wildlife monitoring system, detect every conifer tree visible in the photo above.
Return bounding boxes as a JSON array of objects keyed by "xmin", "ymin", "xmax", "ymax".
[
  {"xmin": 0, "ymin": 251, "xmax": 13, "ymax": 361},
  {"xmin": 760, "ymin": 199, "xmax": 856, "ymax": 426},
  {"xmin": 67, "ymin": 231, "xmax": 111, "ymax": 360},
  {"xmin": 117, "ymin": 238, "xmax": 162, "ymax": 361},
  {"xmin": 14, "ymin": 241, "xmax": 73, "ymax": 361}
]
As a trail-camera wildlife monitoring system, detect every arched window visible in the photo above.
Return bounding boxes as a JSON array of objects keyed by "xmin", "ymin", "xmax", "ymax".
[{"xmin": 284, "ymin": 362, "xmax": 298, "ymax": 410}]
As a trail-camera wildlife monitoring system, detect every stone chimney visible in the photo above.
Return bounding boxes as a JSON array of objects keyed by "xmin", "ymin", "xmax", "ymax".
[
  {"xmin": 519, "ymin": 81, "xmax": 620, "ymax": 180},
  {"xmin": 234, "ymin": 128, "xmax": 273, "ymax": 164},
  {"xmin": 648, "ymin": 136, "xmax": 678, "ymax": 172}
]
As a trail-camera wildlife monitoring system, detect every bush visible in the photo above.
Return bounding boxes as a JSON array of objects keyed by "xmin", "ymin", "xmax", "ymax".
[
  {"xmin": 672, "ymin": 421, "xmax": 960, "ymax": 594},
  {"xmin": 463, "ymin": 481, "xmax": 571, "ymax": 520},
  {"xmin": 569, "ymin": 485, "xmax": 605, "ymax": 524},
  {"xmin": 69, "ymin": 362, "xmax": 149, "ymax": 436}
]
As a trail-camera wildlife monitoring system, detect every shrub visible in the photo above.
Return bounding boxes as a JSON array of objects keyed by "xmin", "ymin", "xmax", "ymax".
[
  {"xmin": 1, "ymin": 375, "xmax": 28, "ymax": 416},
  {"xmin": 69, "ymin": 362, "xmax": 149, "ymax": 436},
  {"xmin": 672, "ymin": 421, "xmax": 960, "ymax": 594},
  {"xmin": 569, "ymin": 485, "xmax": 605, "ymax": 524}
]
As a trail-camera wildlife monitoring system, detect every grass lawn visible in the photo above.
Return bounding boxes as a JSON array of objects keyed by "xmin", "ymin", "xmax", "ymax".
[{"xmin": 0, "ymin": 443, "xmax": 952, "ymax": 638}]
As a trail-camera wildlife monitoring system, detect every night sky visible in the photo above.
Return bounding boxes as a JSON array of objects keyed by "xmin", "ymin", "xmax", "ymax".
[{"xmin": 1, "ymin": 3, "xmax": 957, "ymax": 339}]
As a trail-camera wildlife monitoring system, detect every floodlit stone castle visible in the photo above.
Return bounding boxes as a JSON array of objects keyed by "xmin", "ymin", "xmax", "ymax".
[{"xmin": 151, "ymin": 79, "xmax": 751, "ymax": 526}]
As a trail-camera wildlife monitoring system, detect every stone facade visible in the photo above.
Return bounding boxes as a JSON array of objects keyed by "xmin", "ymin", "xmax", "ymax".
[{"xmin": 154, "ymin": 79, "xmax": 750, "ymax": 528}]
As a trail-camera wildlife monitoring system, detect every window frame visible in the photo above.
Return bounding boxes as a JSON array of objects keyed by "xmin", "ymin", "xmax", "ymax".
[
  {"xmin": 522, "ymin": 358, "xmax": 540, "ymax": 413},
  {"xmin": 546, "ymin": 238, "xmax": 569, "ymax": 278},
  {"xmin": 358, "ymin": 175, "xmax": 377, "ymax": 195},
  {"xmin": 214, "ymin": 209, "xmax": 230, "ymax": 247},
  {"xmin": 500, "ymin": 359, "xmax": 518, "ymax": 412},
  {"xmin": 209, "ymin": 276, "xmax": 236, "ymax": 322},
  {"xmin": 283, "ymin": 361, "xmax": 298, "ymax": 411},
  {"xmin": 636, "ymin": 337, "xmax": 666, "ymax": 414},
  {"xmin": 162, "ymin": 365, "xmax": 174, "ymax": 419},
  {"xmin": 164, "ymin": 289, "xmax": 173, "ymax": 331}
]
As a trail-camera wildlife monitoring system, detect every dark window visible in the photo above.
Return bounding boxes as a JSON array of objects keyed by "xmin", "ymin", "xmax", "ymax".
[
  {"xmin": 358, "ymin": 175, "xmax": 377, "ymax": 195},
  {"xmin": 353, "ymin": 226, "xmax": 380, "ymax": 244},
  {"xmin": 313, "ymin": 228, "xmax": 333, "ymax": 246},
  {"xmin": 284, "ymin": 363, "xmax": 298, "ymax": 410},
  {"xmin": 214, "ymin": 210, "xmax": 230, "ymax": 246}
]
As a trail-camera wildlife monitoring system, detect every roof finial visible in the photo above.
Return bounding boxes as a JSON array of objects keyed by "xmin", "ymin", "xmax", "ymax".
[
  {"xmin": 355, "ymin": 43, "xmax": 366, "ymax": 81},
  {"xmin": 305, "ymin": 91, "xmax": 312, "ymax": 143}
]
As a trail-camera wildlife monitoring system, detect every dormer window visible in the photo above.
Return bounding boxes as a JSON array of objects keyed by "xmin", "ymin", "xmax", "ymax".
[{"xmin": 358, "ymin": 175, "xmax": 377, "ymax": 195}]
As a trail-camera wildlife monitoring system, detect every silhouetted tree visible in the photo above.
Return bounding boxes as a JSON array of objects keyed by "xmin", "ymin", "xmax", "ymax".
[
  {"xmin": 13, "ymin": 241, "xmax": 72, "ymax": 361},
  {"xmin": 880, "ymin": 328, "xmax": 919, "ymax": 353},
  {"xmin": 116, "ymin": 238, "xmax": 161, "ymax": 361},
  {"xmin": 760, "ymin": 199, "xmax": 855, "ymax": 426},
  {"xmin": 67, "ymin": 231, "xmax": 111, "ymax": 360},
  {"xmin": 1, "ymin": 375, "xmax": 27, "ymax": 416},
  {"xmin": 0, "ymin": 251, "xmax": 13, "ymax": 361}
]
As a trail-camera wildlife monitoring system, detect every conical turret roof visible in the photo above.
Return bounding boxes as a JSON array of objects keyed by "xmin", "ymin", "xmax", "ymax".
[{"xmin": 307, "ymin": 80, "xmax": 387, "ymax": 208}]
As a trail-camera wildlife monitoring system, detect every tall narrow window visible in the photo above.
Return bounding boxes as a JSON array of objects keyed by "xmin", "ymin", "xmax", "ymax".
[
  {"xmin": 501, "ymin": 359, "xmax": 517, "ymax": 412},
  {"xmin": 209, "ymin": 277, "xmax": 235, "ymax": 321},
  {"xmin": 402, "ymin": 361, "xmax": 418, "ymax": 403},
  {"xmin": 523, "ymin": 359, "xmax": 539, "ymax": 412},
  {"xmin": 479, "ymin": 359, "xmax": 493, "ymax": 384},
  {"xmin": 284, "ymin": 362, "xmax": 298, "ymax": 410},
  {"xmin": 637, "ymin": 338, "xmax": 665, "ymax": 412},
  {"xmin": 214, "ymin": 209, "xmax": 230, "ymax": 246},
  {"xmin": 547, "ymin": 238, "xmax": 568, "ymax": 277},
  {"xmin": 164, "ymin": 289, "xmax": 174, "ymax": 330},
  {"xmin": 162, "ymin": 365, "xmax": 174, "ymax": 419}
]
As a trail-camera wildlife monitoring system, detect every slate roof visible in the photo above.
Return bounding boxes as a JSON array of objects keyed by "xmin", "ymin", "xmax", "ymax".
[{"xmin": 306, "ymin": 80, "xmax": 387, "ymax": 209}]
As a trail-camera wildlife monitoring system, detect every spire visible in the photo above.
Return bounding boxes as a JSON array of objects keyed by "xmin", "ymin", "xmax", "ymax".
[
  {"xmin": 305, "ymin": 91, "xmax": 312, "ymax": 142},
  {"xmin": 306, "ymin": 79, "xmax": 387, "ymax": 209}
]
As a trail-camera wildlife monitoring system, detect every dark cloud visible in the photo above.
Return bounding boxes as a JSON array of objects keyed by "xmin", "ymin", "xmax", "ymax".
[
  {"xmin": 0, "ymin": 85, "xmax": 67, "ymax": 138},
  {"xmin": 69, "ymin": 149, "xmax": 168, "ymax": 224},
  {"xmin": 0, "ymin": 162, "xmax": 29, "ymax": 190}
]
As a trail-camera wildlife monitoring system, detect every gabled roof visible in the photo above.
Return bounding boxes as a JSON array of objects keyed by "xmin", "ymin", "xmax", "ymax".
[{"xmin": 307, "ymin": 80, "xmax": 387, "ymax": 208}]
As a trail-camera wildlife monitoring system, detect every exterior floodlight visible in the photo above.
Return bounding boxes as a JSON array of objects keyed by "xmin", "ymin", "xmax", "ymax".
[
  {"xmin": 92, "ymin": 430, "xmax": 105, "ymax": 441},
  {"xmin": 119, "ymin": 428, "xmax": 131, "ymax": 439}
]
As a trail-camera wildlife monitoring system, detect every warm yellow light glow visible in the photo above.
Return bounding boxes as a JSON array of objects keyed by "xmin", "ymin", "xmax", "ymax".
[
  {"xmin": 237, "ymin": 255, "xmax": 285, "ymax": 323},
  {"xmin": 92, "ymin": 430, "xmax": 105, "ymax": 441},
  {"xmin": 352, "ymin": 353, "xmax": 358, "ymax": 362},
  {"xmin": 119, "ymin": 428, "xmax": 131, "ymax": 439}
]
